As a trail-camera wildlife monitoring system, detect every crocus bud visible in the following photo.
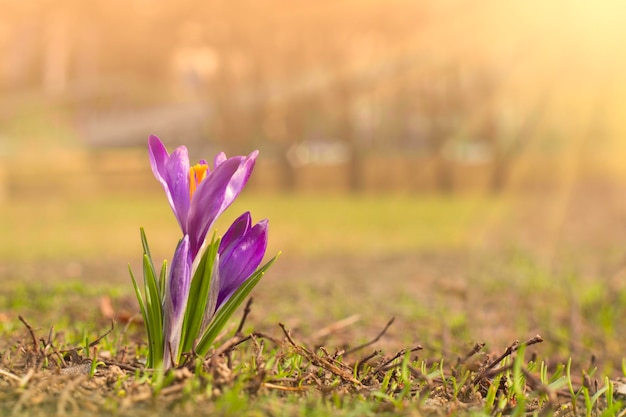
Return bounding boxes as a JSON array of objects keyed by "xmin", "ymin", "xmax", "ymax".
[{"xmin": 163, "ymin": 235, "xmax": 191, "ymax": 369}]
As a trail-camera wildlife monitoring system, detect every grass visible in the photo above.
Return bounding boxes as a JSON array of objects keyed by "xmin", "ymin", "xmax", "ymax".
[
  {"xmin": 1, "ymin": 191, "xmax": 626, "ymax": 416},
  {"xmin": 0, "ymin": 193, "xmax": 499, "ymax": 262}
]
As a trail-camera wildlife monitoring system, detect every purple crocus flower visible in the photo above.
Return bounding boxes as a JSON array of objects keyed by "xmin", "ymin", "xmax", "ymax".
[
  {"xmin": 148, "ymin": 135, "xmax": 258, "ymax": 258},
  {"xmin": 200, "ymin": 212, "xmax": 268, "ymax": 331},
  {"xmin": 162, "ymin": 235, "xmax": 192, "ymax": 370},
  {"xmin": 217, "ymin": 212, "xmax": 268, "ymax": 309}
]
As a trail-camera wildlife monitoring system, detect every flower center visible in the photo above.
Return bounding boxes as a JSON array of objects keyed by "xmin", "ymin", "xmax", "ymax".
[{"xmin": 189, "ymin": 163, "xmax": 208, "ymax": 200}]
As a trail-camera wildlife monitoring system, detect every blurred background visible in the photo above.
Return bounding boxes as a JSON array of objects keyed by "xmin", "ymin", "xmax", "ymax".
[
  {"xmin": 2, "ymin": 0, "xmax": 626, "ymax": 273},
  {"xmin": 4, "ymin": 0, "xmax": 626, "ymax": 364},
  {"xmin": 2, "ymin": 0, "xmax": 626, "ymax": 196}
]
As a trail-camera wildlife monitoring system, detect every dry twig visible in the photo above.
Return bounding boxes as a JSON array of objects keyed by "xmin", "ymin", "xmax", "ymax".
[
  {"xmin": 344, "ymin": 317, "xmax": 395, "ymax": 356},
  {"xmin": 472, "ymin": 334, "xmax": 543, "ymax": 386},
  {"xmin": 279, "ymin": 323, "xmax": 363, "ymax": 388},
  {"xmin": 18, "ymin": 316, "xmax": 41, "ymax": 354},
  {"xmin": 235, "ymin": 298, "xmax": 254, "ymax": 335}
]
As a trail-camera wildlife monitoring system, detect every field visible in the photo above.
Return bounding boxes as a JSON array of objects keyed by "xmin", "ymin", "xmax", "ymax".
[
  {"xmin": 1, "ymin": 185, "xmax": 626, "ymax": 416},
  {"xmin": 3, "ymin": 0, "xmax": 626, "ymax": 414}
]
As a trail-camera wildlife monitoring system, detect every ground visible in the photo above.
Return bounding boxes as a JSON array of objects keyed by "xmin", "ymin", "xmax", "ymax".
[{"xmin": 1, "ymin": 187, "xmax": 625, "ymax": 416}]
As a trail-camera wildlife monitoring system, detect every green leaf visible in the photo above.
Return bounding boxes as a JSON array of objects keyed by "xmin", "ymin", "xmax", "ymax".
[
  {"xmin": 143, "ymin": 253, "xmax": 164, "ymax": 368},
  {"xmin": 180, "ymin": 236, "xmax": 220, "ymax": 353},
  {"xmin": 159, "ymin": 260, "xmax": 167, "ymax": 305},
  {"xmin": 140, "ymin": 228, "xmax": 159, "ymax": 282},
  {"xmin": 195, "ymin": 254, "xmax": 279, "ymax": 356},
  {"xmin": 140, "ymin": 228, "xmax": 164, "ymax": 366},
  {"xmin": 128, "ymin": 265, "xmax": 147, "ymax": 325},
  {"xmin": 140, "ymin": 227, "xmax": 153, "ymax": 261}
]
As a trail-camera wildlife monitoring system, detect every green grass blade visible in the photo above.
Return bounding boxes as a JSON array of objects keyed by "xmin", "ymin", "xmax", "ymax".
[
  {"xmin": 195, "ymin": 254, "xmax": 279, "ymax": 356},
  {"xmin": 129, "ymin": 264, "xmax": 153, "ymax": 366}
]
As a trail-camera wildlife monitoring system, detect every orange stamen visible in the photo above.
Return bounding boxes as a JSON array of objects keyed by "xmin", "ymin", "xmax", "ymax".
[{"xmin": 189, "ymin": 164, "xmax": 208, "ymax": 200}]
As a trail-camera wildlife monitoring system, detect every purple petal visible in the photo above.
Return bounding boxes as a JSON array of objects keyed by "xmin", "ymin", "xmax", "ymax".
[
  {"xmin": 163, "ymin": 235, "xmax": 192, "ymax": 369},
  {"xmin": 242, "ymin": 150, "xmax": 258, "ymax": 184},
  {"xmin": 216, "ymin": 218, "xmax": 268, "ymax": 309},
  {"xmin": 168, "ymin": 236, "xmax": 192, "ymax": 314},
  {"xmin": 213, "ymin": 152, "xmax": 227, "ymax": 167},
  {"xmin": 148, "ymin": 135, "xmax": 168, "ymax": 167},
  {"xmin": 220, "ymin": 212, "xmax": 252, "ymax": 256},
  {"xmin": 148, "ymin": 135, "xmax": 170, "ymax": 192},
  {"xmin": 148, "ymin": 136, "xmax": 191, "ymax": 232},
  {"xmin": 165, "ymin": 147, "xmax": 191, "ymax": 232},
  {"xmin": 187, "ymin": 152, "xmax": 258, "ymax": 257}
]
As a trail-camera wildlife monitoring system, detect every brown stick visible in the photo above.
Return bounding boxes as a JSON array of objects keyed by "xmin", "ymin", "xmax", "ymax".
[
  {"xmin": 206, "ymin": 333, "xmax": 251, "ymax": 366},
  {"xmin": 88, "ymin": 320, "xmax": 115, "ymax": 348},
  {"xmin": 472, "ymin": 334, "xmax": 543, "ymax": 386},
  {"xmin": 344, "ymin": 317, "xmax": 395, "ymax": 356},
  {"xmin": 459, "ymin": 342, "xmax": 485, "ymax": 365},
  {"xmin": 355, "ymin": 350, "xmax": 381, "ymax": 375},
  {"xmin": 235, "ymin": 298, "xmax": 253, "ymax": 335},
  {"xmin": 279, "ymin": 323, "xmax": 363, "ymax": 387},
  {"xmin": 59, "ymin": 320, "xmax": 115, "ymax": 354},
  {"xmin": 18, "ymin": 316, "xmax": 40, "ymax": 354},
  {"xmin": 377, "ymin": 346, "xmax": 423, "ymax": 372}
]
